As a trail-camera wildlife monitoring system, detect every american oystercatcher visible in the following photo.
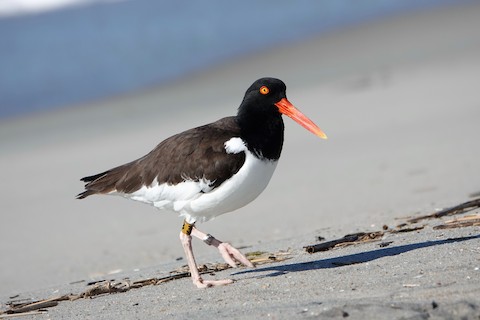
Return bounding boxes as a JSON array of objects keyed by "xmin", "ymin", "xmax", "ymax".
[{"xmin": 77, "ymin": 78, "xmax": 327, "ymax": 288}]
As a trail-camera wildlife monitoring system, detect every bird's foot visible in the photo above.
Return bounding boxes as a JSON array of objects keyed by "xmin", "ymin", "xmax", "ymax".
[
  {"xmin": 193, "ymin": 277, "xmax": 234, "ymax": 289},
  {"xmin": 218, "ymin": 242, "xmax": 255, "ymax": 268}
]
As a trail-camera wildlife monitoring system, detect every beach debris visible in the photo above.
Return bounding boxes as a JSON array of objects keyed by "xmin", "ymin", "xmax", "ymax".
[
  {"xmin": 378, "ymin": 241, "xmax": 394, "ymax": 248},
  {"xmin": 247, "ymin": 250, "xmax": 292, "ymax": 264},
  {"xmin": 433, "ymin": 214, "xmax": 480, "ymax": 230},
  {"xmin": 0, "ymin": 310, "xmax": 48, "ymax": 318},
  {"xmin": 305, "ymin": 197, "xmax": 480, "ymax": 254},
  {"xmin": 81, "ymin": 280, "xmax": 131, "ymax": 298},
  {"xmin": 394, "ymin": 198, "xmax": 480, "ymax": 231},
  {"xmin": 2, "ymin": 295, "xmax": 70, "ymax": 316},
  {"xmin": 391, "ymin": 225, "xmax": 425, "ymax": 233},
  {"xmin": 304, "ymin": 231, "xmax": 384, "ymax": 254},
  {"xmin": 2, "ymin": 197, "xmax": 478, "ymax": 317},
  {"xmin": 406, "ymin": 198, "xmax": 480, "ymax": 224},
  {"xmin": 174, "ymin": 250, "xmax": 292, "ymax": 274},
  {"xmin": 0, "ymin": 250, "xmax": 291, "ymax": 317}
]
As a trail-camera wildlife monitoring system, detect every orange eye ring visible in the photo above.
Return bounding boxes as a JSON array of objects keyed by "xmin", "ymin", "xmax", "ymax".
[{"xmin": 259, "ymin": 86, "xmax": 269, "ymax": 95}]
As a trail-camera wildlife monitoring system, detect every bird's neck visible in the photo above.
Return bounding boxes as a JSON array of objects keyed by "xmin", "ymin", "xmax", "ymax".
[{"xmin": 235, "ymin": 112, "xmax": 284, "ymax": 161}]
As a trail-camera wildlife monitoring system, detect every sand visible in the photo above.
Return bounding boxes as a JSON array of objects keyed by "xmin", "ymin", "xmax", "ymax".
[{"xmin": 1, "ymin": 2, "xmax": 480, "ymax": 319}]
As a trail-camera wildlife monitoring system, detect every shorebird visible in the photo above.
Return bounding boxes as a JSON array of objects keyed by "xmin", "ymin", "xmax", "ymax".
[{"xmin": 77, "ymin": 77, "xmax": 327, "ymax": 288}]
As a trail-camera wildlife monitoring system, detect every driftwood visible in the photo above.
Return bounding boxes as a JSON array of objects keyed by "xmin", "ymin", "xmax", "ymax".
[
  {"xmin": 0, "ymin": 311, "xmax": 48, "ymax": 318},
  {"xmin": 304, "ymin": 232, "xmax": 384, "ymax": 254},
  {"xmin": 390, "ymin": 225, "xmax": 425, "ymax": 233},
  {"xmin": 407, "ymin": 198, "xmax": 480, "ymax": 224},
  {"xmin": 433, "ymin": 214, "xmax": 480, "ymax": 230},
  {"xmin": 2, "ymin": 295, "xmax": 70, "ymax": 316}
]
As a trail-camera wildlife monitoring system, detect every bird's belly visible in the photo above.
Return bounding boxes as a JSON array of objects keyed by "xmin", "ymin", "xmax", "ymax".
[
  {"xmin": 188, "ymin": 152, "xmax": 278, "ymax": 222},
  {"xmin": 121, "ymin": 150, "xmax": 277, "ymax": 223}
]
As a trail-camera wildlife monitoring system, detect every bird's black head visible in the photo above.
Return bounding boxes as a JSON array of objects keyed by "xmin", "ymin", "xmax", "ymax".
[
  {"xmin": 235, "ymin": 77, "xmax": 327, "ymax": 160},
  {"xmin": 236, "ymin": 77, "xmax": 327, "ymax": 143},
  {"xmin": 237, "ymin": 77, "xmax": 287, "ymax": 118},
  {"xmin": 235, "ymin": 78, "xmax": 287, "ymax": 160}
]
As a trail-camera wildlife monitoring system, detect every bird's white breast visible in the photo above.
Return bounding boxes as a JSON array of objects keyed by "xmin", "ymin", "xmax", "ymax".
[{"xmin": 116, "ymin": 137, "xmax": 277, "ymax": 223}]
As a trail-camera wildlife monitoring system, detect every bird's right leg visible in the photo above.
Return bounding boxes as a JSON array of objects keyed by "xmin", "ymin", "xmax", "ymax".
[{"xmin": 179, "ymin": 220, "xmax": 233, "ymax": 288}]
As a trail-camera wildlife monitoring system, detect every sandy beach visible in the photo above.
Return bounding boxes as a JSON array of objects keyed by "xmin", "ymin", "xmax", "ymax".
[{"xmin": 1, "ymin": 2, "xmax": 480, "ymax": 318}]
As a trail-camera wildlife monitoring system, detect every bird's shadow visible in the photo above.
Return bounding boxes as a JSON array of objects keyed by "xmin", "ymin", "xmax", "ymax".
[{"xmin": 233, "ymin": 235, "xmax": 480, "ymax": 278}]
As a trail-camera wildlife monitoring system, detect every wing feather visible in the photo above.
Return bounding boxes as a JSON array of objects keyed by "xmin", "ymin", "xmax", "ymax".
[{"xmin": 77, "ymin": 117, "xmax": 245, "ymax": 198}]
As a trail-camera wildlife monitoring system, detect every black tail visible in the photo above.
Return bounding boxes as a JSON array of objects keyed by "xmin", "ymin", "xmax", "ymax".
[
  {"xmin": 76, "ymin": 171, "xmax": 110, "ymax": 199},
  {"xmin": 76, "ymin": 190, "xmax": 96, "ymax": 199},
  {"xmin": 77, "ymin": 159, "xmax": 140, "ymax": 199}
]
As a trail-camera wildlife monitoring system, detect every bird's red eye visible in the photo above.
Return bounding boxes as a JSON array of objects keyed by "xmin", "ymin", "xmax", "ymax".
[{"xmin": 259, "ymin": 86, "xmax": 269, "ymax": 95}]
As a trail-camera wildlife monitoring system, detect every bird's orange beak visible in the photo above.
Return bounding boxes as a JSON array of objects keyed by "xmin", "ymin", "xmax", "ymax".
[{"xmin": 275, "ymin": 98, "xmax": 328, "ymax": 139}]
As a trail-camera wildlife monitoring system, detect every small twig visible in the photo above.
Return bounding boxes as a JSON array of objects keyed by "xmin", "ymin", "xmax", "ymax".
[
  {"xmin": 4, "ymin": 296, "xmax": 69, "ymax": 314},
  {"xmin": 304, "ymin": 232, "xmax": 383, "ymax": 254},
  {"xmin": 433, "ymin": 219, "xmax": 480, "ymax": 230},
  {"xmin": 444, "ymin": 214, "xmax": 480, "ymax": 224},
  {"xmin": 0, "ymin": 310, "xmax": 48, "ymax": 318},
  {"xmin": 391, "ymin": 225, "xmax": 425, "ymax": 233},
  {"xmin": 407, "ymin": 198, "xmax": 480, "ymax": 224}
]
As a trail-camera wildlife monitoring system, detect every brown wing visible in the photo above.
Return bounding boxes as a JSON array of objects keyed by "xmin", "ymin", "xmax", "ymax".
[{"xmin": 77, "ymin": 117, "xmax": 246, "ymax": 198}]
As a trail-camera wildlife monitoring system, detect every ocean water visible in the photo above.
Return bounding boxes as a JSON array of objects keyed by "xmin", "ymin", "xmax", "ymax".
[{"xmin": 0, "ymin": 0, "xmax": 464, "ymax": 118}]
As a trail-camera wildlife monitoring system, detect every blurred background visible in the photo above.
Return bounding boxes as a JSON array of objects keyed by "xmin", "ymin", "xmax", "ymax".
[
  {"xmin": 1, "ymin": 0, "xmax": 479, "ymax": 298},
  {"xmin": 0, "ymin": 0, "xmax": 463, "ymax": 118}
]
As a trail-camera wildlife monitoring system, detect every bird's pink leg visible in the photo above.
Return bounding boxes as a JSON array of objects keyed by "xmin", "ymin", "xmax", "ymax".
[
  {"xmin": 179, "ymin": 222, "xmax": 233, "ymax": 288},
  {"xmin": 191, "ymin": 227, "xmax": 254, "ymax": 268}
]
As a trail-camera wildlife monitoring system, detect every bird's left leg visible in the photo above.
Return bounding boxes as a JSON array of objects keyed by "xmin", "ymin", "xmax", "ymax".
[{"xmin": 191, "ymin": 226, "xmax": 254, "ymax": 268}]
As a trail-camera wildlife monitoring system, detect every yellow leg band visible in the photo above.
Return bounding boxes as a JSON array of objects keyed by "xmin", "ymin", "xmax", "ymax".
[{"xmin": 181, "ymin": 220, "xmax": 194, "ymax": 235}]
